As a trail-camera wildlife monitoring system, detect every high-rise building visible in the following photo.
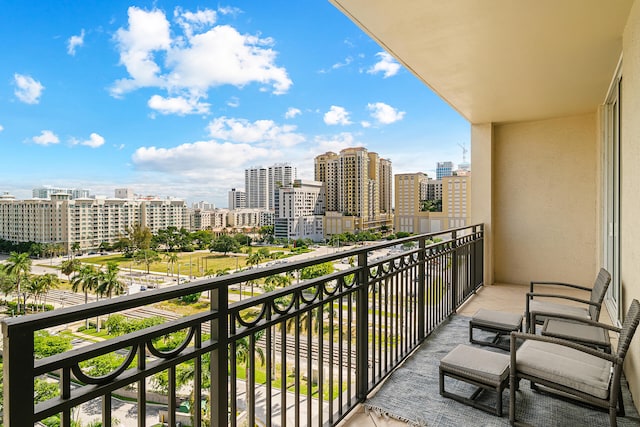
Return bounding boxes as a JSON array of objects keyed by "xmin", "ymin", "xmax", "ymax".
[
  {"xmin": 394, "ymin": 172, "xmax": 471, "ymax": 233},
  {"xmin": 0, "ymin": 194, "xmax": 188, "ymax": 253},
  {"xmin": 227, "ymin": 209, "xmax": 273, "ymax": 230},
  {"xmin": 245, "ymin": 167, "xmax": 268, "ymax": 209},
  {"xmin": 426, "ymin": 180, "xmax": 443, "ymax": 201},
  {"xmin": 228, "ymin": 188, "xmax": 246, "ymax": 210},
  {"xmin": 314, "ymin": 152, "xmax": 339, "ymax": 211},
  {"xmin": 192, "ymin": 201, "xmax": 216, "ymax": 210},
  {"xmin": 379, "ymin": 158, "xmax": 393, "ymax": 214},
  {"xmin": 268, "ymin": 163, "xmax": 296, "ymax": 210},
  {"xmin": 191, "ymin": 208, "xmax": 227, "ymax": 230},
  {"xmin": 314, "ymin": 147, "xmax": 393, "ymax": 234},
  {"xmin": 115, "ymin": 188, "xmax": 134, "ymax": 199},
  {"xmin": 436, "ymin": 161, "xmax": 454, "ymax": 180},
  {"xmin": 274, "ymin": 180, "xmax": 325, "ymax": 241},
  {"xmin": 32, "ymin": 186, "xmax": 91, "ymax": 199}
]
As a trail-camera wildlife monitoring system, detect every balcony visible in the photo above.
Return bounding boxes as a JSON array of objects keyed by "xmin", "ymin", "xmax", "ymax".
[
  {"xmin": 6, "ymin": 224, "xmax": 636, "ymax": 426},
  {"xmin": 2, "ymin": 226, "xmax": 484, "ymax": 426}
]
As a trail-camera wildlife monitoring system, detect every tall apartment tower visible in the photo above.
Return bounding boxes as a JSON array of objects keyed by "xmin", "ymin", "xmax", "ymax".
[
  {"xmin": 314, "ymin": 152, "xmax": 339, "ymax": 211},
  {"xmin": 394, "ymin": 172, "xmax": 471, "ymax": 233},
  {"xmin": 268, "ymin": 163, "xmax": 296, "ymax": 210},
  {"xmin": 379, "ymin": 158, "xmax": 393, "ymax": 214},
  {"xmin": 314, "ymin": 147, "xmax": 393, "ymax": 233},
  {"xmin": 228, "ymin": 188, "xmax": 246, "ymax": 210},
  {"xmin": 274, "ymin": 180, "xmax": 325, "ymax": 241},
  {"xmin": 245, "ymin": 167, "xmax": 268, "ymax": 209},
  {"xmin": 436, "ymin": 161, "xmax": 454, "ymax": 180}
]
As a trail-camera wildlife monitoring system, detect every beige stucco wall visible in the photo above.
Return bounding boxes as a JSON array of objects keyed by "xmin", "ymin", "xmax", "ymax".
[
  {"xmin": 492, "ymin": 114, "xmax": 598, "ymax": 286},
  {"xmin": 470, "ymin": 123, "xmax": 494, "ymax": 286},
  {"xmin": 621, "ymin": 0, "xmax": 640, "ymax": 410}
]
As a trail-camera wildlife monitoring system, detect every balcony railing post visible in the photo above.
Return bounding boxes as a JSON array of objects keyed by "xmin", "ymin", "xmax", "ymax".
[
  {"xmin": 211, "ymin": 283, "xmax": 228, "ymax": 427},
  {"xmin": 418, "ymin": 237, "xmax": 426, "ymax": 341},
  {"xmin": 356, "ymin": 251, "xmax": 369, "ymax": 402},
  {"xmin": 2, "ymin": 322, "xmax": 35, "ymax": 426},
  {"xmin": 451, "ymin": 230, "xmax": 458, "ymax": 310},
  {"xmin": 476, "ymin": 224, "xmax": 484, "ymax": 287}
]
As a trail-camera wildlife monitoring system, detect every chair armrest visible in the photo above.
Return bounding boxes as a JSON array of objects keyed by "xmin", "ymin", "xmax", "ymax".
[
  {"xmin": 526, "ymin": 292, "xmax": 597, "ymax": 306},
  {"xmin": 530, "ymin": 311, "xmax": 621, "ymax": 334},
  {"xmin": 529, "ymin": 280, "xmax": 591, "ymax": 293},
  {"xmin": 509, "ymin": 331, "xmax": 619, "ymax": 364}
]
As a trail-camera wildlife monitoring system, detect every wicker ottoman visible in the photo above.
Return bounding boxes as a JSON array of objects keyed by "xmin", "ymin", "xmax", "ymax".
[
  {"xmin": 469, "ymin": 309, "xmax": 523, "ymax": 351},
  {"xmin": 439, "ymin": 344, "xmax": 510, "ymax": 416}
]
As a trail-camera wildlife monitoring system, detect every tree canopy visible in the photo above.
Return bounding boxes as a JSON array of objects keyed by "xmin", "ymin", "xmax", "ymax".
[{"xmin": 210, "ymin": 235, "xmax": 240, "ymax": 255}]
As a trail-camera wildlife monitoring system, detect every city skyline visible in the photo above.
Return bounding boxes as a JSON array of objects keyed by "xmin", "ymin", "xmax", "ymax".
[{"xmin": 1, "ymin": 1, "xmax": 470, "ymax": 207}]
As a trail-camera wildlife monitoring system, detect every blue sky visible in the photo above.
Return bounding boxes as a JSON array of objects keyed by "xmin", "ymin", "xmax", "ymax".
[{"xmin": 1, "ymin": 1, "xmax": 470, "ymax": 207}]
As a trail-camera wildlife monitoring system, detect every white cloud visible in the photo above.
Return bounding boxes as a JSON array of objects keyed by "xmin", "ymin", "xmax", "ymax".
[
  {"xmin": 111, "ymin": 7, "xmax": 171, "ymax": 97},
  {"xmin": 323, "ymin": 106, "xmax": 352, "ymax": 126},
  {"xmin": 367, "ymin": 102, "xmax": 405, "ymax": 124},
  {"xmin": 207, "ymin": 116, "xmax": 304, "ymax": 147},
  {"xmin": 32, "ymin": 130, "xmax": 59, "ymax": 146},
  {"xmin": 67, "ymin": 29, "xmax": 85, "ymax": 55},
  {"xmin": 14, "ymin": 74, "xmax": 44, "ymax": 104},
  {"xmin": 227, "ymin": 97, "xmax": 240, "ymax": 108},
  {"xmin": 285, "ymin": 107, "xmax": 301, "ymax": 119},
  {"xmin": 0, "ymin": 124, "xmax": 4, "ymax": 132},
  {"xmin": 332, "ymin": 56, "xmax": 353, "ymax": 70},
  {"xmin": 148, "ymin": 94, "xmax": 210, "ymax": 115},
  {"xmin": 111, "ymin": 6, "xmax": 292, "ymax": 113},
  {"xmin": 71, "ymin": 133, "xmax": 105, "ymax": 148},
  {"xmin": 132, "ymin": 140, "xmax": 270, "ymax": 173},
  {"xmin": 361, "ymin": 121, "xmax": 371, "ymax": 128},
  {"xmin": 367, "ymin": 52, "xmax": 401, "ymax": 78},
  {"xmin": 175, "ymin": 8, "xmax": 217, "ymax": 38}
]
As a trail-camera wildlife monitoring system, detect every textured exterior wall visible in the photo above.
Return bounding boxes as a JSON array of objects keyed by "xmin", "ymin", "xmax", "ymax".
[{"xmin": 492, "ymin": 114, "xmax": 598, "ymax": 286}]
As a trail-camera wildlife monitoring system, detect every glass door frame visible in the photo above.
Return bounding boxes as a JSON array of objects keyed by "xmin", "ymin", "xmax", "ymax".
[{"xmin": 602, "ymin": 56, "xmax": 622, "ymax": 325}]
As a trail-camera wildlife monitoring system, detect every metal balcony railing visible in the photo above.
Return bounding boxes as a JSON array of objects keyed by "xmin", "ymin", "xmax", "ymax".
[{"xmin": 2, "ymin": 224, "xmax": 483, "ymax": 427}]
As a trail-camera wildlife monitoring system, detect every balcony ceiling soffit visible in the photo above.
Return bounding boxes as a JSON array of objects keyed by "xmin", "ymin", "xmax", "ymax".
[{"xmin": 330, "ymin": 0, "xmax": 633, "ymax": 124}]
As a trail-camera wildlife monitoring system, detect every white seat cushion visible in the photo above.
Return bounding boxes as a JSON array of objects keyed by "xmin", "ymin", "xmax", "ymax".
[{"xmin": 516, "ymin": 339, "xmax": 612, "ymax": 399}]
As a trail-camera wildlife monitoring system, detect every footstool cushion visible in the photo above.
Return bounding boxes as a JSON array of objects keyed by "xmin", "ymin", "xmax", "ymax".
[
  {"xmin": 470, "ymin": 309, "xmax": 523, "ymax": 350},
  {"xmin": 439, "ymin": 344, "xmax": 510, "ymax": 416}
]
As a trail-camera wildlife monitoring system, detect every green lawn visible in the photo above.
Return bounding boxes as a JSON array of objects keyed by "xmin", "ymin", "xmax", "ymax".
[
  {"xmin": 83, "ymin": 252, "xmax": 248, "ymax": 277},
  {"xmin": 82, "ymin": 247, "xmax": 298, "ymax": 278}
]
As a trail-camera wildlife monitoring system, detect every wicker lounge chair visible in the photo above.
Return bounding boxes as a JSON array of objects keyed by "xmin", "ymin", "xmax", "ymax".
[
  {"xmin": 525, "ymin": 268, "xmax": 610, "ymax": 332},
  {"xmin": 509, "ymin": 299, "xmax": 640, "ymax": 427}
]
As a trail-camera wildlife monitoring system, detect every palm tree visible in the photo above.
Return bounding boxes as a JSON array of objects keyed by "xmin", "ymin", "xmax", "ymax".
[
  {"xmin": 234, "ymin": 330, "xmax": 265, "ymax": 404},
  {"xmin": 33, "ymin": 273, "xmax": 60, "ymax": 311},
  {"xmin": 174, "ymin": 354, "xmax": 212, "ymax": 426},
  {"xmin": 246, "ymin": 252, "xmax": 265, "ymax": 269},
  {"xmin": 0, "ymin": 265, "xmax": 15, "ymax": 298},
  {"xmin": 165, "ymin": 253, "xmax": 179, "ymax": 276},
  {"xmin": 60, "ymin": 258, "xmax": 80, "ymax": 282},
  {"xmin": 72, "ymin": 265, "xmax": 98, "ymax": 329},
  {"xmin": 264, "ymin": 274, "xmax": 292, "ymax": 290},
  {"xmin": 70, "ymin": 242, "xmax": 81, "ymax": 258},
  {"xmin": 4, "ymin": 251, "xmax": 32, "ymax": 313},
  {"xmin": 97, "ymin": 262, "xmax": 125, "ymax": 299}
]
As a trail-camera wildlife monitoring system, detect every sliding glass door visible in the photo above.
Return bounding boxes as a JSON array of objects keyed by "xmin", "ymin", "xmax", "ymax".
[{"xmin": 603, "ymin": 62, "xmax": 621, "ymax": 324}]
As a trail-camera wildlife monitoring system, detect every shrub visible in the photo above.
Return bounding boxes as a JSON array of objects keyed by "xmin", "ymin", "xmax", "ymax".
[{"xmin": 179, "ymin": 292, "xmax": 202, "ymax": 303}]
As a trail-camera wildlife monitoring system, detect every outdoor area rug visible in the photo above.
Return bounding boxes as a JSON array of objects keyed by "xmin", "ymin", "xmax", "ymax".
[{"xmin": 364, "ymin": 315, "xmax": 640, "ymax": 426}]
